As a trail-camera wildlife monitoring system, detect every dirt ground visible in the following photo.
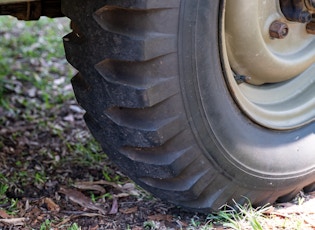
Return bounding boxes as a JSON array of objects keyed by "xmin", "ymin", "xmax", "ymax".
[
  {"xmin": 1, "ymin": 17, "xmax": 315, "ymax": 230},
  {"xmin": 0, "ymin": 104, "xmax": 194, "ymax": 229},
  {"xmin": 0, "ymin": 77, "xmax": 213, "ymax": 229}
]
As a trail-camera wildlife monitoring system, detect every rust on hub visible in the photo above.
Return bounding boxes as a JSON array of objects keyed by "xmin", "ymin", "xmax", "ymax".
[{"xmin": 269, "ymin": 20, "xmax": 289, "ymax": 39}]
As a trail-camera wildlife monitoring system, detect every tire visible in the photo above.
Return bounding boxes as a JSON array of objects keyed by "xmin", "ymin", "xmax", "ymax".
[{"xmin": 61, "ymin": 0, "xmax": 315, "ymax": 212}]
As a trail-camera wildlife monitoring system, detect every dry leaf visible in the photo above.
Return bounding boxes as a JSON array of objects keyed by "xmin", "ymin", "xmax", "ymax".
[
  {"xmin": 77, "ymin": 213, "xmax": 105, "ymax": 217},
  {"xmin": 176, "ymin": 220, "xmax": 188, "ymax": 228},
  {"xmin": 261, "ymin": 206, "xmax": 275, "ymax": 215},
  {"xmin": 148, "ymin": 214, "xmax": 173, "ymax": 222},
  {"xmin": 0, "ymin": 218, "xmax": 26, "ymax": 226},
  {"xmin": 120, "ymin": 206, "xmax": 138, "ymax": 214},
  {"xmin": 109, "ymin": 198, "xmax": 118, "ymax": 215},
  {"xmin": 0, "ymin": 209, "xmax": 11, "ymax": 219},
  {"xmin": 74, "ymin": 180, "xmax": 139, "ymax": 196},
  {"xmin": 44, "ymin": 198, "xmax": 60, "ymax": 212},
  {"xmin": 114, "ymin": 193, "xmax": 130, "ymax": 198},
  {"xmin": 131, "ymin": 227, "xmax": 143, "ymax": 230},
  {"xmin": 55, "ymin": 217, "xmax": 72, "ymax": 227},
  {"xmin": 89, "ymin": 225, "xmax": 99, "ymax": 230},
  {"xmin": 303, "ymin": 216, "xmax": 315, "ymax": 228},
  {"xmin": 122, "ymin": 183, "xmax": 139, "ymax": 196},
  {"xmin": 73, "ymin": 182, "xmax": 106, "ymax": 193},
  {"xmin": 77, "ymin": 180, "xmax": 118, "ymax": 188},
  {"xmin": 59, "ymin": 187, "xmax": 106, "ymax": 215}
]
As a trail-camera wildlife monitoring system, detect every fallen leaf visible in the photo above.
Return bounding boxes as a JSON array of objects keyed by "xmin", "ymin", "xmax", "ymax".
[
  {"xmin": 24, "ymin": 199, "xmax": 30, "ymax": 211},
  {"xmin": 120, "ymin": 206, "xmax": 138, "ymax": 214},
  {"xmin": 176, "ymin": 220, "xmax": 188, "ymax": 228},
  {"xmin": 73, "ymin": 181, "xmax": 106, "ymax": 193},
  {"xmin": 55, "ymin": 217, "xmax": 72, "ymax": 227},
  {"xmin": 109, "ymin": 198, "xmax": 118, "ymax": 215},
  {"xmin": 268, "ymin": 212, "xmax": 291, "ymax": 219},
  {"xmin": 0, "ymin": 209, "xmax": 11, "ymax": 219},
  {"xmin": 303, "ymin": 216, "xmax": 315, "ymax": 228},
  {"xmin": 89, "ymin": 225, "xmax": 99, "ymax": 230},
  {"xmin": 77, "ymin": 213, "xmax": 105, "ymax": 217},
  {"xmin": 43, "ymin": 198, "xmax": 60, "ymax": 212},
  {"xmin": 69, "ymin": 105, "xmax": 84, "ymax": 113},
  {"xmin": 59, "ymin": 187, "xmax": 106, "ymax": 215},
  {"xmin": 0, "ymin": 218, "xmax": 26, "ymax": 226},
  {"xmin": 261, "ymin": 206, "xmax": 275, "ymax": 215},
  {"xmin": 122, "ymin": 183, "xmax": 139, "ymax": 196},
  {"xmin": 122, "ymin": 183, "xmax": 135, "ymax": 190},
  {"xmin": 114, "ymin": 193, "xmax": 130, "ymax": 198},
  {"xmin": 84, "ymin": 180, "xmax": 140, "ymax": 196},
  {"xmin": 63, "ymin": 114, "xmax": 74, "ymax": 122},
  {"xmin": 148, "ymin": 214, "xmax": 173, "ymax": 222},
  {"xmin": 132, "ymin": 227, "xmax": 143, "ymax": 230},
  {"xmin": 276, "ymin": 202, "xmax": 294, "ymax": 209},
  {"xmin": 83, "ymin": 180, "xmax": 120, "ymax": 189}
]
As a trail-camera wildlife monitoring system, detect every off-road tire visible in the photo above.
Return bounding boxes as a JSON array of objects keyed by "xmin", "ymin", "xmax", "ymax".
[{"xmin": 62, "ymin": 0, "xmax": 315, "ymax": 212}]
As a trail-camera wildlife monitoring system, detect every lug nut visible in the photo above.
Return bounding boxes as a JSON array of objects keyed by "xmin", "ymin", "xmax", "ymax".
[
  {"xmin": 269, "ymin": 21, "xmax": 289, "ymax": 39},
  {"xmin": 306, "ymin": 21, "xmax": 315, "ymax": 34},
  {"xmin": 298, "ymin": 11, "xmax": 312, "ymax": 23}
]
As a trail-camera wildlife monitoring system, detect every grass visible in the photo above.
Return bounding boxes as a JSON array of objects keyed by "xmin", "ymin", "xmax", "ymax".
[
  {"xmin": 181, "ymin": 193, "xmax": 313, "ymax": 230},
  {"xmin": 213, "ymin": 200, "xmax": 269, "ymax": 230},
  {"xmin": 0, "ymin": 17, "xmax": 73, "ymax": 109}
]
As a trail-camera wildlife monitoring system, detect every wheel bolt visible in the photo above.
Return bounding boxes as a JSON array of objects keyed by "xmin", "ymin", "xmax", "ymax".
[
  {"xmin": 298, "ymin": 11, "xmax": 312, "ymax": 23},
  {"xmin": 269, "ymin": 21, "xmax": 289, "ymax": 39},
  {"xmin": 306, "ymin": 21, "xmax": 315, "ymax": 34}
]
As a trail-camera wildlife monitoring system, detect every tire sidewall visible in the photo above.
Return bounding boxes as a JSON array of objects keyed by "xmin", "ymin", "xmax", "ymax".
[{"xmin": 179, "ymin": 0, "xmax": 315, "ymax": 189}]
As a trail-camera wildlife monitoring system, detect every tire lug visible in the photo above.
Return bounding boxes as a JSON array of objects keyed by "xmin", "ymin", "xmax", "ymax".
[{"xmin": 269, "ymin": 21, "xmax": 289, "ymax": 39}]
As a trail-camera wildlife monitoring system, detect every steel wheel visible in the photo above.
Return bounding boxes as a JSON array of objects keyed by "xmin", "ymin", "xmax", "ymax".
[{"xmin": 222, "ymin": 0, "xmax": 315, "ymax": 129}]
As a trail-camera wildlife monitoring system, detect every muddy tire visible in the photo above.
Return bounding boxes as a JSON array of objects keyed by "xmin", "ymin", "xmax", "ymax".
[{"xmin": 62, "ymin": 0, "xmax": 315, "ymax": 211}]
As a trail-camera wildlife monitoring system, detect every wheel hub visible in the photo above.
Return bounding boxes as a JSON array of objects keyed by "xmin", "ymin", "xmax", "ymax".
[
  {"xmin": 225, "ymin": 0, "xmax": 315, "ymax": 85},
  {"xmin": 222, "ymin": 0, "xmax": 315, "ymax": 129}
]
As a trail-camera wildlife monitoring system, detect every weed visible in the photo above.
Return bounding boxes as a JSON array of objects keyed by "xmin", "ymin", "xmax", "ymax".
[
  {"xmin": 0, "ymin": 184, "xmax": 8, "ymax": 197},
  {"xmin": 143, "ymin": 220, "xmax": 158, "ymax": 230},
  {"xmin": 210, "ymin": 199, "xmax": 270, "ymax": 230},
  {"xmin": 189, "ymin": 216, "xmax": 202, "ymax": 228},
  {"xmin": 35, "ymin": 172, "xmax": 47, "ymax": 184},
  {"xmin": 213, "ymin": 209, "xmax": 242, "ymax": 230},
  {"xmin": 67, "ymin": 223, "xmax": 81, "ymax": 230},
  {"xmin": 0, "ymin": 184, "xmax": 9, "ymax": 205},
  {"xmin": 39, "ymin": 219, "xmax": 52, "ymax": 230},
  {"xmin": 93, "ymin": 192, "xmax": 112, "ymax": 203},
  {"xmin": 2, "ymin": 198, "xmax": 20, "ymax": 215},
  {"xmin": 102, "ymin": 168, "xmax": 113, "ymax": 182},
  {"xmin": 65, "ymin": 139, "xmax": 104, "ymax": 168}
]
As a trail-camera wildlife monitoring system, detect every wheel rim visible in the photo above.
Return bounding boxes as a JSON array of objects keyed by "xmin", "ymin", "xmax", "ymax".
[{"xmin": 222, "ymin": 0, "xmax": 315, "ymax": 130}]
